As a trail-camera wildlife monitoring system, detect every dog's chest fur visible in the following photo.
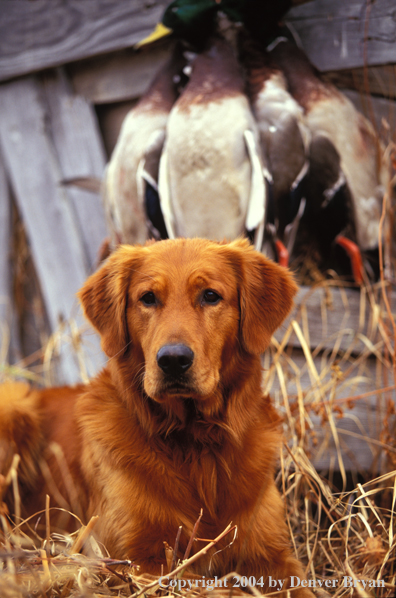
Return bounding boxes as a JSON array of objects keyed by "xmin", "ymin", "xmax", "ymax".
[{"xmin": 75, "ymin": 373, "xmax": 279, "ymax": 568}]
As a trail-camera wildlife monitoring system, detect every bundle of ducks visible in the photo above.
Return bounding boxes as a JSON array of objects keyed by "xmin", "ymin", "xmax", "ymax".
[{"xmin": 103, "ymin": 0, "xmax": 391, "ymax": 285}]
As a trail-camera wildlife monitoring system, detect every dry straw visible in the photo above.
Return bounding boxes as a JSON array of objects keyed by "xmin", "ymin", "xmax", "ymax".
[{"xmin": 0, "ymin": 266, "xmax": 395, "ymax": 597}]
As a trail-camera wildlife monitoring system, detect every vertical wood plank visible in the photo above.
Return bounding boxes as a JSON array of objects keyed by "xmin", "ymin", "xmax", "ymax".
[
  {"xmin": 42, "ymin": 68, "xmax": 108, "ymax": 271},
  {"xmin": 0, "ymin": 76, "xmax": 104, "ymax": 383},
  {"xmin": 0, "ymin": 156, "xmax": 12, "ymax": 361}
]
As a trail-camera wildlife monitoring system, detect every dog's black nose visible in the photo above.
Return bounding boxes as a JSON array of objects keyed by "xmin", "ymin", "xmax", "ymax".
[{"xmin": 157, "ymin": 344, "xmax": 194, "ymax": 376}]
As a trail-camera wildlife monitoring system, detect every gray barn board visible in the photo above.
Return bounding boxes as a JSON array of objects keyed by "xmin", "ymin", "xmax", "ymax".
[
  {"xmin": 0, "ymin": 157, "xmax": 11, "ymax": 350},
  {"xmin": 0, "ymin": 0, "xmax": 168, "ymax": 83},
  {"xmin": 0, "ymin": 159, "xmax": 27, "ymax": 367},
  {"xmin": 68, "ymin": 42, "xmax": 172, "ymax": 105},
  {"xmin": 0, "ymin": 76, "xmax": 106, "ymax": 383},
  {"xmin": 278, "ymin": 284, "xmax": 394, "ymax": 355},
  {"xmin": 41, "ymin": 68, "xmax": 108, "ymax": 271},
  {"xmin": 286, "ymin": 0, "xmax": 396, "ymax": 71},
  {"xmin": 1, "ymin": 0, "xmax": 396, "ymax": 85}
]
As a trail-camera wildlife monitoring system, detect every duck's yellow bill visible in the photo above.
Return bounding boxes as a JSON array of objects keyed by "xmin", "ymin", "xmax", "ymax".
[{"xmin": 135, "ymin": 22, "xmax": 173, "ymax": 48}]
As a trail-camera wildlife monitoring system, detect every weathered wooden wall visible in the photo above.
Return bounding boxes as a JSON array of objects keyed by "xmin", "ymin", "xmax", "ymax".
[
  {"xmin": 2, "ymin": 0, "xmax": 396, "ymax": 82},
  {"xmin": 0, "ymin": 0, "xmax": 168, "ymax": 82},
  {"xmin": 286, "ymin": 0, "xmax": 396, "ymax": 71},
  {"xmin": 0, "ymin": 69, "xmax": 108, "ymax": 383}
]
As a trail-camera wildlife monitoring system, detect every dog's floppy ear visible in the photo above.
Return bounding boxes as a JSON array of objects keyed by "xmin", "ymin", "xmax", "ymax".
[
  {"xmin": 230, "ymin": 239, "xmax": 298, "ymax": 354},
  {"xmin": 78, "ymin": 246, "xmax": 141, "ymax": 358}
]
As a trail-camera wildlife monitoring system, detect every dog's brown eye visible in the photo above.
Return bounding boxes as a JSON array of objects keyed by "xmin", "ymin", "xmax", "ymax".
[
  {"xmin": 202, "ymin": 290, "xmax": 221, "ymax": 305},
  {"xmin": 140, "ymin": 292, "xmax": 156, "ymax": 306}
]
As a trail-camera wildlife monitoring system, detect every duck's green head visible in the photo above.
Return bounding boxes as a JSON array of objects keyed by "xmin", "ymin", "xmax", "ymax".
[
  {"xmin": 137, "ymin": 0, "xmax": 294, "ymax": 50},
  {"xmin": 162, "ymin": 0, "xmax": 220, "ymax": 48},
  {"xmin": 162, "ymin": 0, "xmax": 294, "ymax": 45}
]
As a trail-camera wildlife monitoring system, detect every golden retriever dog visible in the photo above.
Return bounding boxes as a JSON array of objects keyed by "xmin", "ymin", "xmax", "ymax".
[{"xmin": 0, "ymin": 238, "xmax": 312, "ymax": 596}]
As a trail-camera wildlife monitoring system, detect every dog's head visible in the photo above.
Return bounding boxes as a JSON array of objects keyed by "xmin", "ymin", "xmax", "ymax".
[{"xmin": 79, "ymin": 238, "xmax": 297, "ymax": 420}]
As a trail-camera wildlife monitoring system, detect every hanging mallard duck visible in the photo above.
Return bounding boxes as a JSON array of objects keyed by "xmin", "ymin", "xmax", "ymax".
[
  {"xmin": 103, "ymin": 44, "xmax": 186, "ymax": 247},
  {"xmin": 241, "ymin": 35, "xmax": 310, "ymax": 266},
  {"xmin": 104, "ymin": 0, "xmax": 389, "ymax": 284},
  {"xmin": 159, "ymin": 34, "xmax": 266, "ymax": 247},
  {"xmin": 269, "ymin": 39, "xmax": 390, "ymax": 283},
  {"xmin": 136, "ymin": 0, "xmax": 303, "ymax": 248},
  {"xmin": 104, "ymin": 0, "xmax": 309, "ymax": 250}
]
